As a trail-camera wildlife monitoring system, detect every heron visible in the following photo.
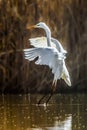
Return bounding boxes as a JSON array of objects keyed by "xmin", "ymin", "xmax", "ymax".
[
  {"xmin": 24, "ymin": 22, "xmax": 71, "ymax": 104},
  {"xmin": 26, "ymin": 22, "xmax": 71, "ymax": 86}
]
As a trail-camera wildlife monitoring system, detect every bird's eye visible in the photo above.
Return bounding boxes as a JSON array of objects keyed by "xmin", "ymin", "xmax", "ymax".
[{"xmin": 36, "ymin": 24, "xmax": 40, "ymax": 27}]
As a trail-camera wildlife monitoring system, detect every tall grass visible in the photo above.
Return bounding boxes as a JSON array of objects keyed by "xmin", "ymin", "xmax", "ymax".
[{"xmin": 0, "ymin": 0, "xmax": 87, "ymax": 93}]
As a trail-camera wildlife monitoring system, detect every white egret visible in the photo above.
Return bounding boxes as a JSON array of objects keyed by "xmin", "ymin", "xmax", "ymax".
[
  {"xmin": 24, "ymin": 22, "xmax": 71, "ymax": 104},
  {"xmin": 26, "ymin": 22, "xmax": 71, "ymax": 86}
]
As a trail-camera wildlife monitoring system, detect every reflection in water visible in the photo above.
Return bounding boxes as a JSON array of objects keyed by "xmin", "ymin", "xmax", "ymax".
[
  {"xmin": 45, "ymin": 115, "xmax": 72, "ymax": 130},
  {"xmin": 0, "ymin": 94, "xmax": 86, "ymax": 130}
]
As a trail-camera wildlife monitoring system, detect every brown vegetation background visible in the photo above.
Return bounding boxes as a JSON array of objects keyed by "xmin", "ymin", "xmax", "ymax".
[{"xmin": 0, "ymin": 0, "xmax": 87, "ymax": 93}]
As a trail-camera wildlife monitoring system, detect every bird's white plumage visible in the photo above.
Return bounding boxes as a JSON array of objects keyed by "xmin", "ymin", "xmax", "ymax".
[
  {"xmin": 61, "ymin": 60, "xmax": 71, "ymax": 86},
  {"xmin": 29, "ymin": 37, "xmax": 55, "ymax": 48},
  {"xmin": 51, "ymin": 38, "xmax": 67, "ymax": 54},
  {"xmin": 24, "ymin": 47, "xmax": 65, "ymax": 86}
]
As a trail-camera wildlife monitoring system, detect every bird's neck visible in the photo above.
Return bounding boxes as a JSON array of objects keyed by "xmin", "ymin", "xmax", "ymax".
[{"xmin": 45, "ymin": 29, "xmax": 51, "ymax": 47}]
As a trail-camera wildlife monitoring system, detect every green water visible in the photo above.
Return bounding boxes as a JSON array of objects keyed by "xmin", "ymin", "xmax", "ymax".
[{"xmin": 0, "ymin": 94, "xmax": 86, "ymax": 130}]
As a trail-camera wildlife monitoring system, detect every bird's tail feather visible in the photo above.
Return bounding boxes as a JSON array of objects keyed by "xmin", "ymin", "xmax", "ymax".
[{"xmin": 52, "ymin": 79, "xmax": 57, "ymax": 87}]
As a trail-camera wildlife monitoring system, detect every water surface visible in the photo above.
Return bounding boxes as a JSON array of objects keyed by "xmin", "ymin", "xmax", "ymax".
[{"xmin": 0, "ymin": 94, "xmax": 86, "ymax": 130}]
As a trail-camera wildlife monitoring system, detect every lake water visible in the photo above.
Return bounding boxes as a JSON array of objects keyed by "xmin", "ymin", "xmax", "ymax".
[{"xmin": 0, "ymin": 94, "xmax": 86, "ymax": 130}]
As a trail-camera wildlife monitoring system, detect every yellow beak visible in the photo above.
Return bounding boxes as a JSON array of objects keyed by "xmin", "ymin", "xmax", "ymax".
[{"xmin": 26, "ymin": 25, "xmax": 37, "ymax": 29}]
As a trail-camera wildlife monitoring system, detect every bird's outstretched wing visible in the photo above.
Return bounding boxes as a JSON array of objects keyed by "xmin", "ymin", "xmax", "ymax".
[
  {"xmin": 29, "ymin": 37, "xmax": 47, "ymax": 48},
  {"xmin": 23, "ymin": 47, "xmax": 64, "ymax": 86},
  {"xmin": 29, "ymin": 37, "xmax": 67, "ymax": 54},
  {"xmin": 51, "ymin": 38, "xmax": 67, "ymax": 55}
]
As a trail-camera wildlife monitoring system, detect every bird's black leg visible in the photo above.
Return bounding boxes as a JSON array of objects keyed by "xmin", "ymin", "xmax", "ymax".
[
  {"xmin": 45, "ymin": 91, "xmax": 53, "ymax": 104},
  {"xmin": 38, "ymin": 85, "xmax": 56, "ymax": 105},
  {"xmin": 37, "ymin": 93, "xmax": 48, "ymax": 105},
  {"xmin": 45, "ymin": 84, "xmax": 56, "ymax": 104}
]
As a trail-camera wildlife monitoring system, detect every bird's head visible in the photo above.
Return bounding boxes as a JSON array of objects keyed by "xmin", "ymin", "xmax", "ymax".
[
  {"xmin": 35, "ymin": 22, "xmax": 48, "ymax": 29},
  {"xmin": 26, "ymin": 22, "xmax": 50, "ymax": 33}
]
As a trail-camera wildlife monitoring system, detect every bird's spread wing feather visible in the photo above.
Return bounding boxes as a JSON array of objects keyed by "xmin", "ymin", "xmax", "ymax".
[
  {"xmin": 29, "ymin": 37, "xmax": 67, "ymax": 55},
  {"xmin": 51, "ymin": 38, "xmax": 67, "ymax": 54},
  {"xmin": 23, "ymin": 47, "xmax": 64, "ymax": 85},
  {"xmin": 29, "ymin": 37, "xmax": 56, "ymax": 48}
]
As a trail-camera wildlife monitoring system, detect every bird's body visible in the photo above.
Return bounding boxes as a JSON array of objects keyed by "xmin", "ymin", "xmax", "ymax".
[{"xmin": 24, "ymin": 47, "xmax": 65, "ymax": 86}]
